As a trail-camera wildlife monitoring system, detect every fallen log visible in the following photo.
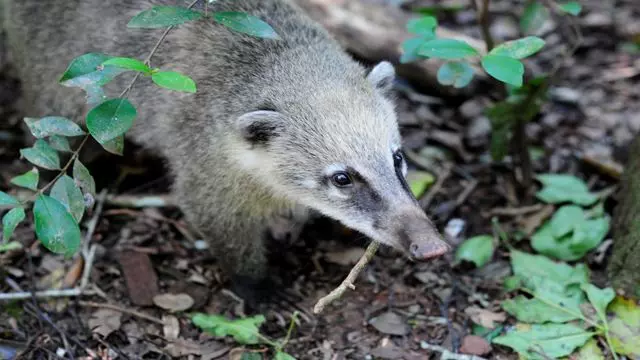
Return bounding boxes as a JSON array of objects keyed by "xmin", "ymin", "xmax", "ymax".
[{"xmin": 293, "ymin": 0, "xmax": 487, "ymax": 97}]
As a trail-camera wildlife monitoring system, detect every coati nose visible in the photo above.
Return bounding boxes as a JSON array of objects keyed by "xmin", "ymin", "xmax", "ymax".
[{"xmin": 410, "ymin": 240, "xmax": 450, "ymax": 260}]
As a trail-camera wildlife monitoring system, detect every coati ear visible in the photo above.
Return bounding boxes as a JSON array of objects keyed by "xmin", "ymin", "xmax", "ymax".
[
  {"xmin": 367, "ymin": 61, "xmax": 395, "ymax": 95},
  {"xmin": 236, "ymin": 110, "xmax": 284, "ymax": 146}
]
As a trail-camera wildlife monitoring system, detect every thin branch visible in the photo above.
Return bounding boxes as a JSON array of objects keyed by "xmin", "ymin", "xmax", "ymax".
[
  {"xmin": 313, "ymin": 241, "xmax": 380, "ymax": 314},
  {"xmin": 78, "ymin": 300, "xmax": 165, "ymax": 325}
]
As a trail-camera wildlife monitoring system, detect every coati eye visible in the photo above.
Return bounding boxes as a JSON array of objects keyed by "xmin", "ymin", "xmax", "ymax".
[
  {"xmin": 393, "ymin": 151, "xmax": 404, "ymax": 167},
  {"xmin": 331, "ymin": 172, "xmax": 353, "ymax": 187}
]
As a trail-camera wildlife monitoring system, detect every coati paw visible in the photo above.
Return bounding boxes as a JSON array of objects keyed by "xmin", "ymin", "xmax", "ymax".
[{"xmin": 230, "ymin": 275, "xmax": 302, "ymax": 313}]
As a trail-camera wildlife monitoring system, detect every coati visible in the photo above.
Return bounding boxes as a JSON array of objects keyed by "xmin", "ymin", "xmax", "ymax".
[{"xmin": 2, "ymin": 0, "xmax": 450, "ymax": 306}]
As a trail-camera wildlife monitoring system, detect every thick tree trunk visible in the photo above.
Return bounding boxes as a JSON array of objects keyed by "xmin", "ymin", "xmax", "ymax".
[
  {"xmin": 293, "ymin": 0, "xmax": 487, "ymax": 97},
  {"xmin": 608, "ymin": 135, "xmax": 640, "ymax": 299}
]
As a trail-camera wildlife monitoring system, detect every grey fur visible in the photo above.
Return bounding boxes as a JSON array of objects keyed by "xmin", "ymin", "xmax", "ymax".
[{"xmin": 3, "ymin": 0, "xmax": 448, "ymax": 285}]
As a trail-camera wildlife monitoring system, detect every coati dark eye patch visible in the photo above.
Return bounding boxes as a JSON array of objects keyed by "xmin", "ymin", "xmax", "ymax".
[
  {"xmin": 331, "ymin": 172, "xmax": 353, "ymax": 187},
  {"xmin": 393, "ymin": 150, "xmax": 404, "ymax": 168}
]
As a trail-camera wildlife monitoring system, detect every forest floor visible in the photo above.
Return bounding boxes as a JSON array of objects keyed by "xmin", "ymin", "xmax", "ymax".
[{"xmin": 1, "ymin": 0, "xmax": 639, "ymax": 359}]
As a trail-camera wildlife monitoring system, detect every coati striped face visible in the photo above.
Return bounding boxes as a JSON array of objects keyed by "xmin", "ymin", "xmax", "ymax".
[{"xmin": 231, "ymin": 61, "xmax": 450, "ymax": 260}]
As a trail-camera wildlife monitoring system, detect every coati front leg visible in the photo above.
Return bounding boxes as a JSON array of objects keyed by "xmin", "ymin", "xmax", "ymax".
[{"xmin": 173, "ymin": 168, "xmax": 285, "ymax": 309}]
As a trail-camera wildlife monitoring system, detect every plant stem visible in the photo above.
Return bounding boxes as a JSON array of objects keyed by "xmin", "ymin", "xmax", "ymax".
[{"xmin": 279, "ymin": 311, "xmax": 299, "ymax": 351}]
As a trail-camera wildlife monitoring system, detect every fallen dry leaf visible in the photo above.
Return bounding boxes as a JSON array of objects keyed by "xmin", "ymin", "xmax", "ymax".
[
  {"xmin": 62, "ymin": 255, "xmax": 84, "ymax": 288},
  {"xmin": 464, "ymin": 306, "xmax": 507, "ymax": 329},
  {"xmin": 164, "ymin": 338, "xmax": 204, "ymax": 357},
  {"xmin": 117, "ymin": 251, "xmax": 159, "ymax": 306},
  {"xmin": 368, "ymin": 311, "xmax": 409, "ymax": 336},
  {"xmin": 459, "ymin": 335, "xmax": 492, "ymax": 356},
  {"xmin": 325, "ymin": 247, "xmax": 365, "ymax": 266},
  {"xmin": 153, "ymin": 293, "xmax": 194, "ymax": 312},
  {"xmin": 88, "ymin": 308, "xmax": 122, "ymax": 337}
]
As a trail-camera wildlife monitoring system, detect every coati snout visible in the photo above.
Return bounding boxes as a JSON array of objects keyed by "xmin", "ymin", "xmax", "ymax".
[{"xmin": 232, "ymin": 60, "xmax": 450, "ymax": 261}]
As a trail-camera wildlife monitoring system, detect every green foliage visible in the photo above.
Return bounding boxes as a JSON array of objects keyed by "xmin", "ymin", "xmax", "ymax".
[
  {"xmin": 73, "ymin": 159, "xmax": 96, "ymax": 196},
  {"xmin": 212, "ymin": 12, "xmax": 281, "ymax": 39},
  {"xmin": 10, "ymin": 168, "xmax": 39, "ymax": 191},
  {"xmin": 531, "ymin": 205, "xmax": 609, "ymax": 261},
  {"xmin": 0, "ymin": 191, "xmax": 20, "ymax": 208},
  {"xmin": 48, "ymin": 135, "xmax": 72, "ymax": 152},
  {"xmin": 454, "ymin": 235, "xmax": 494, "ymax": 267},
  {"xmin": 192, "ymin": 313, "xmax": 266, "ymax": 345},
  {"xmin": 86, "ymin": 98, "xmax": 137, "ymax": 145},
  {"xmin": 102, "ymin": 57, "xmax": 152, "ymax": 75},
  {"xmin": 406, "ymin": 170, "xmax": 434, "ymax": 198},
  {"xmin": 101, "ymin": 135, "xmax": 125, "ymax": 156},
  {"xmin": 274, "ymin": 352, "xmax": 296, "ymax": 360},
  {"xmin": 488, "ymin": 36, "xmax": 545, "ymax": 59},
  {"xmin": 493, "ymin": 323, "xmax": 594, "ymax": 359},
  {"xmin": 608, "ymin": 297, "xmax": 640, "ymax": 357},
  {"xmin": 24, "ymin": 116, "xmax": 86, "ymax": 138},
  {"xmin": 127, "ymin": 6, "xmax": 203, "ymax": 28},
  {"xmin": 400, "ymin": 37, "xmax": 430, "ymax": 64},
  {"xmin": 418, "ymin": 38, "xmax": 479, "ymax": 59},
  {"xmin": 406, "ymin": 15, "xmax": 437, "ymax": 36},
  {"xmin": 535, "ymin": 174, "xmax": 598, "ymax": 206},
  {"xmin": 558, "ymin": 2, "xmax": 582, "ymax": 16},
  {"xmin": 3, "ymin": 207, "xmax": 25, "ymax": 241},
  {"xmin": 437, "ymin": 61, "xmax": 474, "ymax": 88},
  {"xmin": 50, "ymin": 175, "xmax": 86, "ymax": 223},
  {"xmin": 520, "ymin": 2, "xmax": 550, "ymax": 34},
  {"xmin": 33, "ymin": 195, "xmax": 81, "ymax": 257},
  {"xmin": 0, "ymin": 241, "xmax": 23, "ymax": 253},
  {"xmin": 59, "ymin": 52, "xmax": 127, "ymax": 105},
  {"xmin": 481, "ymin": 55, "xmax": 524, "ymax": 87},
  {"xmin": 151, "ymin": 71, "xmax": 197, "ymax": 93},
  {"xmin": 20, "ymin": 139, "xmax": 61, "ymax": 170}
]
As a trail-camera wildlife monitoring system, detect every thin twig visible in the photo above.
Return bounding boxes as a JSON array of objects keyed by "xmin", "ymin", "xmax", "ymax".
[
  {"xmin": 78, "ymin": 300, "xmax": 165, "ymax": 325},
  {"xmin": 106, "ymin": 194, "xmax": 175, "ymax": 208},
  {"xmin": 313, "ymin": 241, "xmax": 380, "ymax": 314},
  {"xmin": 419, "ymin": 163, "xmax": 453, "ymax": 209}
]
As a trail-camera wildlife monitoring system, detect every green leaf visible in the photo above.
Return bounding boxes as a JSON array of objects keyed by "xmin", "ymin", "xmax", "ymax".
[
  {"xmin": 3, "ymin": 207, "xmax": 25, "ymax": 241},
  {"xmin": 48, "ymin": 135, "xmax": 72, "ymax": 152},
  {"xmin": 520, "ymin": 2, "xmax": 550, "ymax": 35},
  {"xmin": 535, "ymin": 174, "xmax": 598, "ymax": 206},
  {"xmin": 0, "ymin": 191, "xmax": 20, "ymax": 208},
  {"xmin": 192, "ymin": 313, "xmax": 266, "ymax": 345},
  {"xmin": 503, "ymin": 250, "xmax": 590, "ymax": 323},
  {"xmin": 489, "ymin": 36, "xmax": 545, "ymax": 59},
  {"xmin": 213, "ymin": 12, "xmax": 280, "ymax": 40},
  {"xmin": 50, "ymin": 175, "xmax": 86, "ymax": 223},
  {"xmin": 418, "ymin": 39, "xmax": 479, "ymax": 60},
  {"xmin": 101, "ymin": 135, "xmax": 124, "ymax": 156},
  {"xmin": 559, "ymin": 2, "xmax": 582, "ymax": 16},
  {"xmin": 86, "ymin": 98, "xmax": 137, "ymax": 144},
  {"xmin": 20, "ymin": 140, "xmax": 61, "ymax": 170},
  {"xmin": 608, "ymin": 296, "xmax": 640, "ymax": 357},
  {"xmin": 582, "ymin": 284, "xmax": 615, "ymax": 325},
  {"xmin": 406, "ymin": 15, "xmax": 437, "ymax": 36},
  {"xmin": 531, "ymin": 206, "xmax": 609, "ymax": 262},
  {"xmin": 454, "ymin": 235, "xmax": 494, "ymax": 267},
  {"xmin": 102, "ymin": 57, "xmax": 151, "ymax": 74},
  {"xmin": 575, "ymin": 339, "xmax": 604, "ymax": 360},
  {"xmin": 10, "ymin": 168, "xmax": 39, "ymax": 191},
  {"xmin": 59, "ymin": 53, "xmax": 114, "ymax": 83},
  {"xmin": 481, "ymin": 55, "xmax": 524, "ymax": 87},
  {"xmin": 24, "ymin": 116, "xmax": 86, "ymax": 138},
  {"xmin": 241, "ymin": 353, "xmax": 263, "ymax": 360},
  {"xmin": 437, "ymin": 61, "xmax": 474, "ymax": 88},
  {"xmin": 274, "ymin": 352, "xmax": 296, "ymax": 360},
  {"xmin": 127, "ymin": 6, "xmax": 202, "ymax": 28},
  {"xmin": 33, "ymin": 195, "xmax": 82, "ymax": 257},
  {"xmin": 406, "ymin": 170, "xmax": 435, "ymax": 198},
  {"xmin": 151, "ymin": 71, "xmax": 196, "ymax": 93},
  {"xmin": 73, "ymin": 159, "xmax": 96, "ymax": 196},
  {"xmin": 492, "ymin": 323, "xmax": 594, "ymax": 359},
  {"xmin": 0, "ymin": 241, "xmax": 23, "ymax": 252},
  {"xmin": 400, "ymin": 37, "xmax": 429, "ymax": 64}
]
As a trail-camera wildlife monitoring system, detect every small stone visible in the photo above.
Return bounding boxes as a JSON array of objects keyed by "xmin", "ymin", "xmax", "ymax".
[
  {"xmin": 459, "ymin": 335, "xmax": 492, "ymax": 356},
  {"xmin": 550, "ymin": 87, "xmax": 580, "ymax": 105},
  {"xmin": 459, "ymin": 99, "xmax": 485, "ymax": 119},
  {"xmin": 583, "ymin": 12, "xmax": 612, "ymax": 27},
  {"xmin": 465, "ymin": 116, "xmax": 491, "ymax": 147},
  {"xmin": 368, "ymin": 311, "xmax": 409, "ymax": 336}
]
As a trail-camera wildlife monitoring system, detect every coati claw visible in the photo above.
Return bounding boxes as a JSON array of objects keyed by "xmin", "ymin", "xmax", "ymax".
[{"xmin": 230, "ymin": 275, "xmax": 303, "ymax": 313}]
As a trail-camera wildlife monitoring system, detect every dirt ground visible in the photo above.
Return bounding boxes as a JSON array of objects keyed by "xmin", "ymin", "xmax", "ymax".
[{"xmin": 1, "ymin": 0, "xmax": 639, "ymax": 359}]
